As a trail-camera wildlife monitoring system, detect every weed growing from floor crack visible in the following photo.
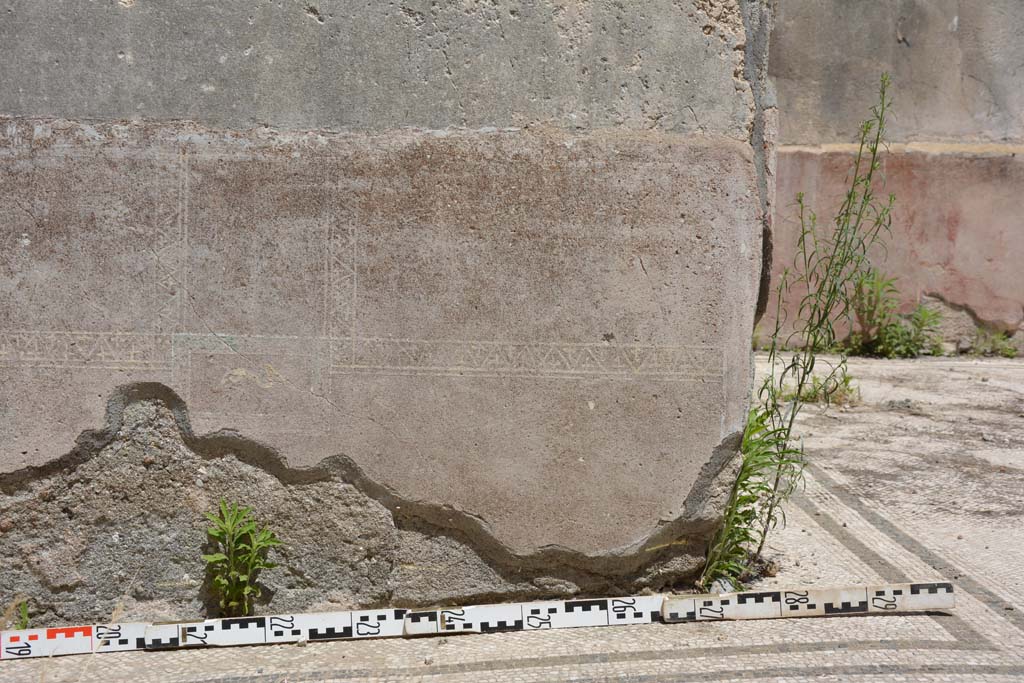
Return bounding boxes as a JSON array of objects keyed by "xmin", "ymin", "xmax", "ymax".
[
  {"xmin": 701, "ymin": 74, "xmax": 895, "ymax": 591},
  {"xmin": 203, "ymin": 500, "xmax": 282, "ymax": 617}
]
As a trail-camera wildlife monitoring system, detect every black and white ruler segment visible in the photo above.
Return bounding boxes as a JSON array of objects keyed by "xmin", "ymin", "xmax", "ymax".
[{"xmin": 0, "ymin": 582, "xmax": 954, "ymax": 660}]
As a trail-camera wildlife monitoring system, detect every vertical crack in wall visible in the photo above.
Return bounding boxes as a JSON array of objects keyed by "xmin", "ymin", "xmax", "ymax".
[{"xmin": 740, "ymin": 0, "xmax": 776, "ymax": 323}]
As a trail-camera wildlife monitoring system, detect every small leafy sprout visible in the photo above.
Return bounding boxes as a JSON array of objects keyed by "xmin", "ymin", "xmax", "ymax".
[
  {"xmin": 971, "ymin": 328, "xmax": 1019, "ymax": 358},
  {"xmin": 778, "ymin": 371, "xmax": 860, "ymax": 407},
  {"xmin": 16, "ymin": 601, "xmax": 29, "ymax": 630},
  {"xmin": 203, "ymin": 500, "xmax": 282, "ymax": 617}
]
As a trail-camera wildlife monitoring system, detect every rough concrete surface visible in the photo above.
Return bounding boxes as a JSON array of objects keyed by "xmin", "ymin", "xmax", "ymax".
[
  {"xmin": 772, "ymin": 0, "xmax": 1024, "ymax": 145},
  {"xmin": 4, "ymin": 356, "xmax": 1023, "ymax": 682},
  {"xmin": 0, "ymin": 0, "xmax": 774, "ymax": 608},
  {"xmin": 0, "ymin": 0, "xmax": 757, "ymax": 138},
  {"xmin": 0, "ymin": 395, "xmax": 732, "ymax": 627}
]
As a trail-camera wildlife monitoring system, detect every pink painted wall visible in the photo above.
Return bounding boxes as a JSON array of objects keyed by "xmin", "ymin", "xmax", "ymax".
[
  {"xmin": 768, "ymin": 0, "xmax": 1024, "ymax": 345},
  {"xmin": 770, "ymin": 148, "xmax": 1024, "ymax": 335}
]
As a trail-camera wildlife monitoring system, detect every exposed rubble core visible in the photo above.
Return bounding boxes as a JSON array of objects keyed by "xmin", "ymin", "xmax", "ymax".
[{"xmin": 0, "ymin": 392, "xmax": 736, "ymax": 627}]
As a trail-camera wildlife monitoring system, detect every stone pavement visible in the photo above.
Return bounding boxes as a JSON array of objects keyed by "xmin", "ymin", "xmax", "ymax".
[{"xmin": 5, "ymin": 356, "xmax": 1024, "ymax": 682}]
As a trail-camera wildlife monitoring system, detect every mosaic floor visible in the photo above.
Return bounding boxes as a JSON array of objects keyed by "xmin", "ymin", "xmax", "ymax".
[{"xmin": 5, "ymin": 356, "xmax": 1024, "ymax": 682}]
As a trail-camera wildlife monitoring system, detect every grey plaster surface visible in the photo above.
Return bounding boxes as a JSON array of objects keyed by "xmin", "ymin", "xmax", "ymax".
[
  {"xmin": 772, "ymin": 0, "xmax": 1024, "ymax": 144},
  {"xmin": 0, "ymin": 0, "xmax": 755, "ymax": 138}
]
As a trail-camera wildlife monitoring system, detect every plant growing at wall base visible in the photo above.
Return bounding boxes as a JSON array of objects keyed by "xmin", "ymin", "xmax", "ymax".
[
  {"xmin": 203, "ymin": 500, "xmax": 282, "ymax": 617},
  {"xmin": 701, "ymin": 74, "xmax": 895, "ymax": 590},
  {"xmin": 701, "ymin": 407, "xmax": 800, "ymax": 588},
  {"xmin": 879, "ymin": 304, "xmax": 942, "ymax": 357},
  {"xmin": 845, "ymin": 268, "xmax": 943, "ymax": 358},
  {"xmin": 971, "ymin": 329, "xmax": 1019, "ymax": 358},
  {"xmin": 16, "ymin": 601, "xmax": 29, "ymax": 630},
  {"xmin": 849, "ymin": 268, "xmax": 899, "ymax": 348}
]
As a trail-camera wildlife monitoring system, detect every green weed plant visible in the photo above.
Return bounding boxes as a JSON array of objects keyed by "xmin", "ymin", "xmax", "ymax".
[
  {"xmin": 203, "ymin": 500, "xmax": 282, "ymax": 617},
  {"xmin": 844, "ymin": 268, "xmax": 942, "ymax": 358},
  {"xmin": 1, "ymin": 598, "xmax": 29, "ymax": 631},
  {"xmin": 971, "ymin": 329, "xmax": 1019, "ymax": 358},
  {"xmin": 701, "ymin": 75, "xmax": 895, "ymax": 590},
  {"xmin": 779, "ymin": 371, "xmax": 860, "ymax": 407},
  {"xmin": 15, "ymin": 601, "xmax": 29, "ymax": 630}
]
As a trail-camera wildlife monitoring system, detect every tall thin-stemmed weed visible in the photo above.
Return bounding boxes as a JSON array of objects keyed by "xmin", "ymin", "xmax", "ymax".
[{"xmin": 701, "ymin": 74, "xmax": 895, "ymax": 590}]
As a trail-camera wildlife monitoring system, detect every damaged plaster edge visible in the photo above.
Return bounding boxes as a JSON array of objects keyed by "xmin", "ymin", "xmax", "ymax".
[
  {"xmin": 923, "ymin": 291, "xmax": 1024, "ymax": 336},
  {"xmin": 0, "ymin": 382, "xmax": 742, "ymax": 582}
]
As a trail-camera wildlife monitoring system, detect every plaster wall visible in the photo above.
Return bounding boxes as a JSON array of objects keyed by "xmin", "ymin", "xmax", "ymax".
[
  {"xmin": 0, "ymin": 0, "xmax": 772, "ymax": 623},
  {"xmin": 769, "ymin": 0, "xmax": 1024, "ymax": 345}
]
